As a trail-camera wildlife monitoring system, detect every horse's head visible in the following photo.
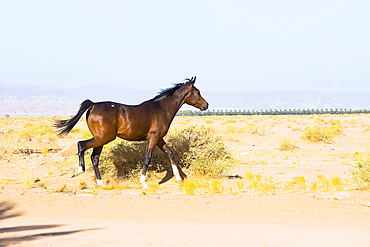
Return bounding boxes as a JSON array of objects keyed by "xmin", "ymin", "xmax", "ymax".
[{"xmin": 184, "ymin": 76, "xmax": 209, "ymax": 111}]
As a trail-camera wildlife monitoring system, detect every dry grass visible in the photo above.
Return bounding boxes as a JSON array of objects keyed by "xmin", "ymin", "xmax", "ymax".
[
  {"xmin": 245, "ymin": 171, "xmax": 278, "ymax": 194},
  {"xmin": 302, "ymin": 125, "xmax": 343, "ymax": 143},
  {"xmin": 245, "ymin": 123, "xmax": 269, "ymax": 135},
  {"xmin": 278, "ymin": 138, "xmax": 298, "ymax": 151},
  {"xmin": 17, "ymin": 165, "xmax": 34, "ymax": 189},
  {"xmin": 351, "ymin": 151, "xmax": 370, "ymax": 189},
  {"xmin": 79, "ymin": 180, "xmax": 88, "ymax": 190},
  {"xmin": 182, "ymin": 179, "xmax": 197, "ymax": 196}
]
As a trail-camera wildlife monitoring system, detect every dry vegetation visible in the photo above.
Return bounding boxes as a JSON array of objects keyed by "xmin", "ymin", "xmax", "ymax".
[{"xmin": 1, "ymin": 114, "xmax": 370, "ymax": 195}]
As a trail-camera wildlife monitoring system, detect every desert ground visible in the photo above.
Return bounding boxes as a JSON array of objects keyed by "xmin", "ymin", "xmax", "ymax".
[{"xmin": 1, "ymin": 114, "xmax": 370, "ymax": 246}]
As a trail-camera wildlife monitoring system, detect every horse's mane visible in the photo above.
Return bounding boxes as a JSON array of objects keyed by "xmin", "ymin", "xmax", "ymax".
[{"xmin": 151, "ymin": 78, "xmax": 192, "ymax": 101}]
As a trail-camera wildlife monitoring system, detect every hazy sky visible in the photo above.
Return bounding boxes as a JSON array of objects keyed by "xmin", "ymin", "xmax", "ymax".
[{"xmin": 0, "ymin": 0, "xmax": 369, "ymax": 93}]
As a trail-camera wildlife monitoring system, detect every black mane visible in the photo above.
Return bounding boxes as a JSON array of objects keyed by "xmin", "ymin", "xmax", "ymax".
[{"xmin": 152, "ymin": 78, "xmax": 192, "ymax": 100}]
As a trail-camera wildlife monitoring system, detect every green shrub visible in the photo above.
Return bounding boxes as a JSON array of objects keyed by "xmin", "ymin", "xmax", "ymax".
[
  {"xmin": 99, "ymin": 126, "xmax": 236, "ymax": 179},
  {"xmin": 352, "ymin": 151, "xmax": 370, "ymax": 189},
  {"xmin": 302, "ymin": 125, "xmax": 343, "ymax": 143},
  {"xmin": 181, "ymin": 127, "xmax": 236, "ymax": 178}
]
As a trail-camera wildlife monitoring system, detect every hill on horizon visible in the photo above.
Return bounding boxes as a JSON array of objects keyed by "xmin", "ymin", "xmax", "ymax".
[{"xmin": 0, "ymin": 83, "xmax": 369, "ymax": 116}]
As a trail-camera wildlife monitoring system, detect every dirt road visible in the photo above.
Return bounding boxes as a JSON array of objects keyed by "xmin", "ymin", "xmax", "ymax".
[{"xmin": 1, "ymin": 186, "xmax": 370, "ymax": 247}]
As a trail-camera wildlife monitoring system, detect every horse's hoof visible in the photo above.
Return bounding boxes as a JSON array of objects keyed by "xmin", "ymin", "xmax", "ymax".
[
  {"xmin": 142, "ymin": 182, "xmax": 149, "ymax": 190},
  {"xmin": 71, "ymin": 166, "xmax": 84, "ymax": 178},
  {"xmin": 175, "ymin": 179, "xmax": 183, "ymax": 185},
  {"xmin": 96, "ymin": 179, "xmax": 103, "ymax": 186},
  {"xmin": 71, "ymin": 170, "xmax": 80, "ymax": 178}
]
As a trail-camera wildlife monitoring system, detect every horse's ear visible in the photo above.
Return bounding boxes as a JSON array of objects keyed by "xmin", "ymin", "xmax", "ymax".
[{"xmin": 191, "ymin": 76, "xmax": 196, "ymax": 84}]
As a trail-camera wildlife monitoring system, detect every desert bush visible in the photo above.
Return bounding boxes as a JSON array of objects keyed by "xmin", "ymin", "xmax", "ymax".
[
  {"xmin": 315, "ymin": 117, "xmax": 326, "ymax": 123},
  {"xmin": 363, "ymin": 124, "xmax": 370, "ymax": 133},
  {"xmin": 225, "ymin": 119, "xmax": 237, "ymax": 124},
  {"xmin": 329, "ymin": 119, "xmax": 342, "ymax": 126},
  {"xmin": 226, "ymin": 125, "xmax": 249, "ymax": 134},
  {"xmin": 99, "ymin": 126, "xmax": 236, "ymax": 179},
  {"xmin": 278, "ymin": 138, "xmax": 297, "ymax": 151},
  {"xmin": 246, "ymin": 123, "xmax": 258, "ymax": 134},
  {"xmin": 0, "ymin": 133, "xmax": 17, "ymax": 159},
  {"xmin": 351, "ymin": 151, "xmax": 370, "ymax": 189},
  {"xmin": 181, "ymin": 127, "xmax": 236, "ymax": 178},
  {"xmin": 18, "ymin": 121, "xmax": 56, "ymax": 142},
  {"xmin": 246, "ymin": 123, "xmax": 268, "ymax": 135},
  {"xmin": 301, "ymin": 125, "xmax": 343, "ymax": 143}
]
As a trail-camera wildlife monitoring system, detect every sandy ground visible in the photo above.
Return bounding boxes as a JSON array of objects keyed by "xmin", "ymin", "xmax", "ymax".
[
  {"xmin": 1, "ymin": 115, "xmax": 370, "ymax": 246},
  {"xmin": 1, "ymin": 188, "xmax": 370, "ymax": 247}
]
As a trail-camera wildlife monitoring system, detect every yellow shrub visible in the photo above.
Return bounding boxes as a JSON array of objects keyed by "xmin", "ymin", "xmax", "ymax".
[
  {"xmin": 302, "ymin": 125, "xmax": 343, "ymax": 143},
  {"xmin": 278, "ymin": 138, "xmax": 297, "ymax": 151},
  {"xmin": 245, "ymin": 171, "xmax": 277, "ymax": 194},
  {"xmin": 315, "ymin": 117, "xmax": 325, "ymax": 123},
  {"xmin": 226, "ymin": 119, "xmax": 237, "ymax": 124}
]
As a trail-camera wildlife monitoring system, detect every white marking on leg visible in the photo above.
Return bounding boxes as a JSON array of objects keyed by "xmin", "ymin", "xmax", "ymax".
[
  {"xmin": 140, "ymin": 174, "xmax": 148, "ymax": 189},
  {"xmin": 96, "ymin": 179, "xmax": 103, "ymax": 186},
  {"xmin": 77, "ymin": 166, "xmax": 84, "ymax": 174},
  {"xmin": 72, "ymin": 166, "xmax": 84, "ymax": 177},
  {"xmin": 172, "ymin": 164, "xmax": 182, "ymax": 181}
]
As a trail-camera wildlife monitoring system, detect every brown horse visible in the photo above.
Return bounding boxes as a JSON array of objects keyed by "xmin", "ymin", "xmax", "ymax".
[{"xmin": 54, "ymin": 76, "xmax": 208, "ymax": 188}]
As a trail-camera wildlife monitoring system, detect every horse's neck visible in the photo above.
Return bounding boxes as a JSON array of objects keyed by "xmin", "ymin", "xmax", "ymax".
[{"xmin": 158, "ymin": 93, "xmax": 186, "ymax": 124}]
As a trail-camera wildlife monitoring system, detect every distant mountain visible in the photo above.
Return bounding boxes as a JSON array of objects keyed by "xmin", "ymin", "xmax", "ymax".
[
  {"xmin": 0, "ymin": 83, "xmax": 369, "ymax": 116},
  {"xmin": 0, "ymin": 83, "xmax": 153, "ymax": 116}
]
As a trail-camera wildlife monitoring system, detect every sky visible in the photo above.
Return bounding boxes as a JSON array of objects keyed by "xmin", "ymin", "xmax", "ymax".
[{"xmin": 0, "ymin": 0, "xmax": 369, "ymax": 93}]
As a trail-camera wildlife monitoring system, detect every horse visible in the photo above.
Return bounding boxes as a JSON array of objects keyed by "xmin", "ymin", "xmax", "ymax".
[{"xmin": 54, "ymin": 76, "xmax": 208, "ymax": 189}]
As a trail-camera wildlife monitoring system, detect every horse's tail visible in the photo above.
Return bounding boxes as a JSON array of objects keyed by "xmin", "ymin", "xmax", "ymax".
[{"xmin": 54, "ymin": 99, "xmax": 94, "ymax": 137}]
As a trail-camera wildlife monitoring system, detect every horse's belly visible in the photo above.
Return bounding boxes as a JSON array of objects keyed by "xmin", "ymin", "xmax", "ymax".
[{"xmin": 116, "ymin": 132, "xmax": 147, "ymax": 142}]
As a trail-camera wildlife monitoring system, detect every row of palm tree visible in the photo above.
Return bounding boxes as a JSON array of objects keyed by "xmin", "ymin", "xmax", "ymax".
[{"xmin": 177, "ymin": 108, "xmax": 370, "ymax": 116}]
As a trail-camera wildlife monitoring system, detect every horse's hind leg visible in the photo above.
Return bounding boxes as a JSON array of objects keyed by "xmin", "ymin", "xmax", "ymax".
[
  {"xmin": 71, "ymin": 140, "xmax": 89, "ymax": 178},
  {"xmin": 72, "ymin": 137, "xmax": 112, "ymax": 181},
  {"xmin": 157, "ymin": 138, "xmax": 186, "ymax": 185},
  {"xmin": 91, "ymin": 146, "xmax": 103, "ymax": 186}
]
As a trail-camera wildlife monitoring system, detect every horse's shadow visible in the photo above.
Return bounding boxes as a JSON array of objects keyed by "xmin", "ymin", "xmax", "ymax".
[{"xmin": 0, "ymin": 202, "xmax": 101, "ymax": 247}]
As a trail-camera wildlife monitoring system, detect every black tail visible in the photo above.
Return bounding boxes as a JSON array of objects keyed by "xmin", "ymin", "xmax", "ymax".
[{"xmin": 54, "ymin": 99, "xmax": 94, "ymax": 137}]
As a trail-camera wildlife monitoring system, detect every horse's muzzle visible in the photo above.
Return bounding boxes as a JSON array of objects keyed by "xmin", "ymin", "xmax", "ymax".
[{"xmin": 201, "ymin": 103, "xmax": 209, "ymax": 111}]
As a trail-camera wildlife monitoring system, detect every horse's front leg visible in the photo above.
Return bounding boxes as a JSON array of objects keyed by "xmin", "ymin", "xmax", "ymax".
[
  {"xmin": 140, "ymin": 136, "xmax": 158, "ymax": 189},
  {"xmin": 157, "ymin": 138, "xmax": 186, "ymax": 184}
]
